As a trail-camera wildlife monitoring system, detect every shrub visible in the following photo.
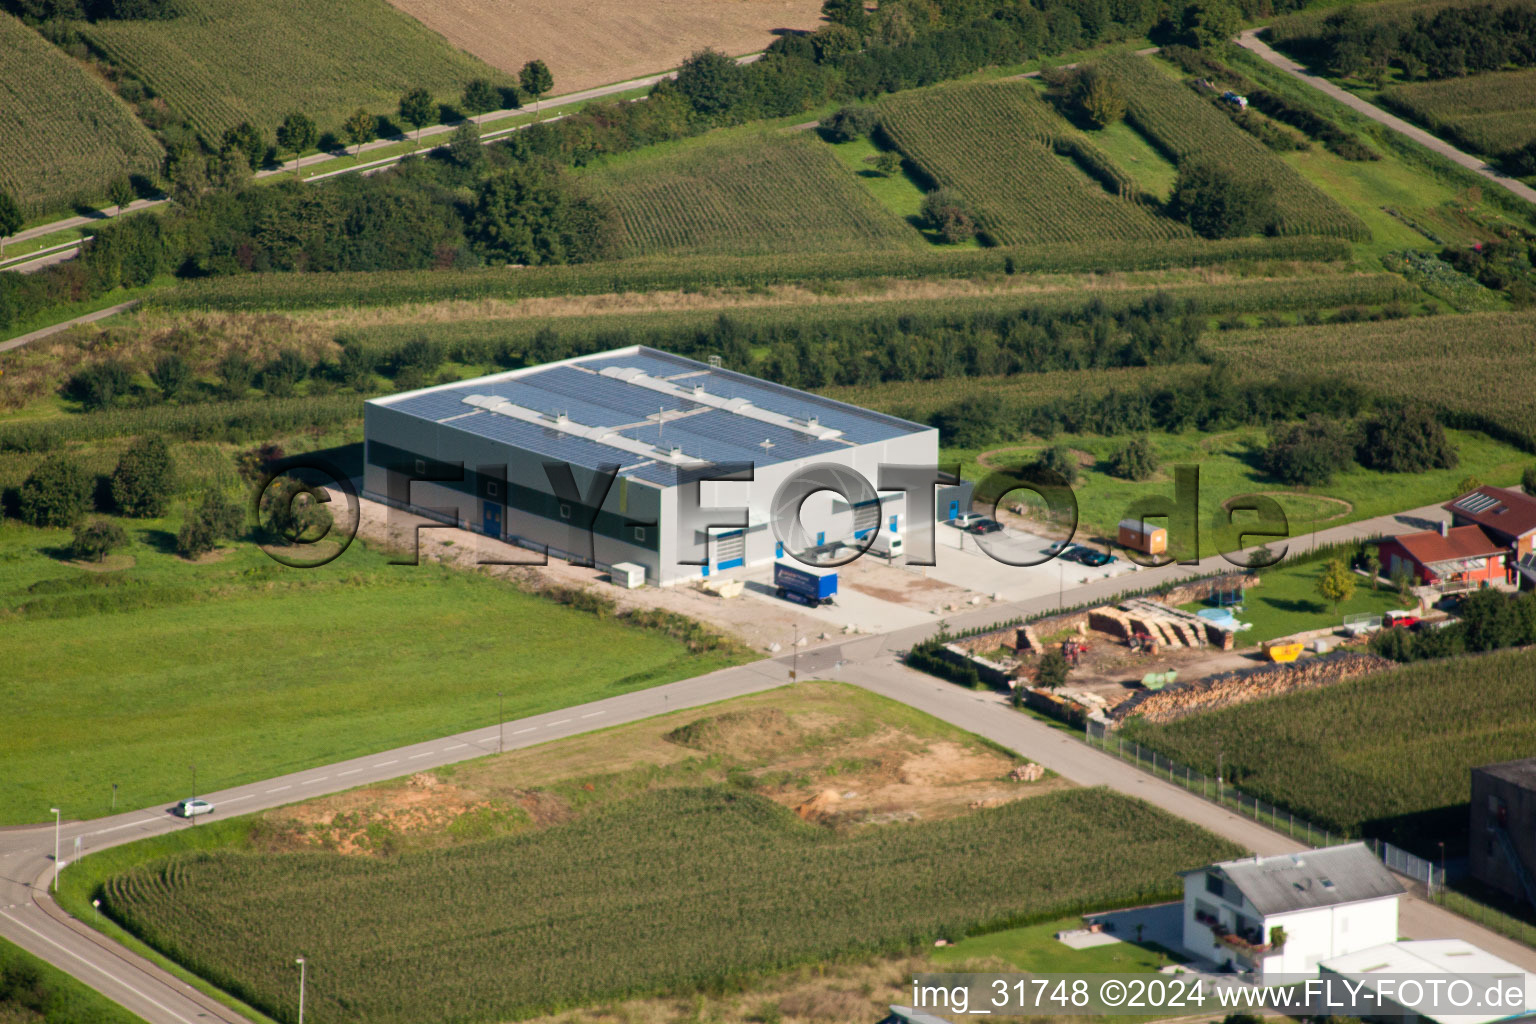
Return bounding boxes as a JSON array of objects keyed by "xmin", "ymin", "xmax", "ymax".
[
  {"xmin": 65, "ymin": 359, "xmax": 134, "ymax": 411},
  {"xmin": 260, "ymin": 349, "xmax": 310, "ymax": 397},
  {"xmin": 820, "ymin": 105, "xmax": 878, "ymax": 142},
  {"xmin": 176, "ymin": 490, "xmax": 245, "ymax": 557},
  {"xmin": 110, "ymin": 435, "xmax": 176, "ymax": 517},
  {"xmin": 18, "ymin": 455, "xmax": 93, "ymax": 527},
  {"xmin": 920, "ymin": 188, "xmax": 977, "ymax": 244},
  {"xmin": 1522, "ymin": 465, "xmax": 1536, "ymax": 494},
  {"xmin": 1074, "ymin": 68, "xmax": 1126, "ymax": 128},
  {"xmin": 1263, "ymin": 415, "xmax": 1355, "ymax": 486},
  {"xmin": 259, "ymin": 474, "xmax": 334, "ymax": 543},
  {"xmin": 149, "ymin": 353, "xmax": 192, "ymax": 402},
  {"xmin": 1036, "ymin": 649, "xmax": 1070, "ymax": 689},
  {"xmin": 236, "ymin": 443, "xmax": 285, "ymax": 483},
  {"xmin": 1169, "ymin": 159, "xmax": 1276, "ymax": 239},
  {"xmin": 1025, "ymin": 444, "xmax": 1080, "ymax": 486},
  {"xmin": 1106, "ymin": 437, "xmax": 1158, "ymax": 480},
  {"xmin": 71, "ymin": 518, "xmax": 127, "ymax": 562},
  {"xmin": 1356, "ymin": 405, "xmax": 1458, "ymax": 473},
  {"xmin": 217, "ymin": 352, "xmax": 257, "ymax": 398}
]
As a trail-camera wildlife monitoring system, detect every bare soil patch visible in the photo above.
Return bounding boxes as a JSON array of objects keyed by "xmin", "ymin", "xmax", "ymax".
[{"xmin": 385, "ymin": 0, "xmax": 825, "ymax": 95}]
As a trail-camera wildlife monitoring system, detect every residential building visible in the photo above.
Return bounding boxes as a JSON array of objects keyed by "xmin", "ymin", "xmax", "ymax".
[
  {"xmin": 1444, "ymin": 487, "xmax": 1536, "ymax": 559},
  {"xmin": 1376, "ymin": 523, "xmax": 1508, "ymax": 591},
  {"xmin": 1181, "ymin": 843, "xmax": 1403, "ymax": 977}
]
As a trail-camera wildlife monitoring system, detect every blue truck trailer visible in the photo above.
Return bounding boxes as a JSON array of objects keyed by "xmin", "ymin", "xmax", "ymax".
[{"xmin": 774, "ymin": 561, "xmax": 837, "ymax": 606}]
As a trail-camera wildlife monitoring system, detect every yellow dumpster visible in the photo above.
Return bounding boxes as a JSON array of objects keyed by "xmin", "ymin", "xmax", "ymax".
[{"xmin": 1264, "ymin": 641, "xmax": 1305, "ymax": 663}]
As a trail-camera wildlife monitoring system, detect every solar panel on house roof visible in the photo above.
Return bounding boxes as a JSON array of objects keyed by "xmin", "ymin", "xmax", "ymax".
[
  {"xmin": 1456, "ymin": 492, "xmax": 1502, "ymax": 513},
  {"xmin": 620, "ymin": 410, "xmax": 841, "ymax": 466}
]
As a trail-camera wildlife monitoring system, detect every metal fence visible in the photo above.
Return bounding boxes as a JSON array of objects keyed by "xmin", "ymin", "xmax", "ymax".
[{"xmin": 1373, "ymin": 838, "xmax": 1442, "ymax": 891}]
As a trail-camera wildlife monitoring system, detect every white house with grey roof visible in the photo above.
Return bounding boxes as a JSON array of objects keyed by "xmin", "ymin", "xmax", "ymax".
[
  {"xmin": 363, "ymin": 347, "xmax": 938, "ymax": 585},
  {"xmin": 1182, "ymin": 843, "xmax": 1403, "ymax": 977}
]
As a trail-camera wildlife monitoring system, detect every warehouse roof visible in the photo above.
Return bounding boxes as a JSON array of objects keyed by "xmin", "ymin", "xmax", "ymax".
[
  {"xmin": 1187, "ymin": 843, "xmax": 1403, "ymax": 916},
  {"xmin": 1320, "ymin": 940, "xmax": 1535, "ymax": 1024},
  {"xmin": 370, "ymin": 347, "xmax": 930, "ymax": 486},
  {"xmin": 1476, "ymin": 757, "xmax": 1536, "ymax": 790}
]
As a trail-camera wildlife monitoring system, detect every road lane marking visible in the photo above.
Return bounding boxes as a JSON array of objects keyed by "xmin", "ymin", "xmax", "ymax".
[
  {"xmin": 266, "ymin": 786, "xmax": 291, "ymax": 793},
  {"xmin": 374, "ymin": 760, "xmax": 399, "ymax": 767},
  {"xmin": 546, "ymin": 719, "xmax": 571, "ymax": 727},
  {"xmin": 300, "ymin": 778, "xmax": 327, "ymax": 785},
  {"xmin": 0, "ymin": 910, "xmax": 202, "ymax": 1024},
  {"xmin": 89, "ymin": 819, "xmax": 161, "ymax": 836},
  {"xmin": 222, "ymin": 795, "xmax": 252, "ymax": 803},
  {"xmin": 513, "ymin": 727, "xmax": 536, "ymax": 735},
  {"xmin": 580, "ymin": 711, "xmax": 604, "ymax": 719},
  {"xmin": 408, "ymin": 752, "xmax": 432, "ymax": 759},
  {"xmin": 338, "ymin": 768, "xmax": 364, "ymax": 776},
  {"xmin": 444, "ymin": 743, "xmax": 468, "ymax": 750}
]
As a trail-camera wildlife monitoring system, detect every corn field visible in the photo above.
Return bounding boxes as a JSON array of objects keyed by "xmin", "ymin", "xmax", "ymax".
[
  {"xmin": 1203, "ymin": 311, "xmax": 1536, "ymax": 449},
  {"xmin": 0, "ymin": 12, "xmax": 163, "ymax": 217},
  {"xmin": 1382, "ymin": 69, "xmax": 1536, "ymax": 157},
  {"xmin": 103, "ymin": 787, "xmax": 1239, "ymax": 1024},
  {"xmin": 75, "ymin": 0, "xmax": 507, "ymax": 143},
  {"xmin": 1099, "ymin": 55, "xmax": 1371, "ymax": 241},
  {"xmin": 595, "ymin": 133, "xmax": 924, "ymax": 257},
  {"xmin": 877, "ymin": 81, "xmax": 1194, "ymax": 245},
  {"xmin": 1119, "ymin": 648, "xmax": 1536, "ymax": 846}
]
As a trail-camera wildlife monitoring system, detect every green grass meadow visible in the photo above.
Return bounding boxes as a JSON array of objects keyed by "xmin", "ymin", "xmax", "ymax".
[{"xmin": 0, "ymin": 515, "xmax": 743, "ymax": 826}]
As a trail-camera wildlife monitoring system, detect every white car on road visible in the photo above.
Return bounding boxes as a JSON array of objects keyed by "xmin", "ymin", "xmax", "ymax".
[{"xmin": 173, "ymin": 798, "xmax": 214, "ymax": 818}]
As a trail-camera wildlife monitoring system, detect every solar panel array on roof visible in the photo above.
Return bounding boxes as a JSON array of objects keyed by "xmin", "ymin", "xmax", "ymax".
[
  {"xmin": 374, "ymin": 347, "xmax": 929, "ymax": 483},
  {"xmin": 1456, "ymin": 492, "xmax": 1502, "ymax": 514}
]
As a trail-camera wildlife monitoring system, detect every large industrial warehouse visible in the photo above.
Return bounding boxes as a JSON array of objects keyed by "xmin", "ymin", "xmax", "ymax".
[{"xmin": 364, "ymin": 347, "xmax": 939, "ymax": 585}]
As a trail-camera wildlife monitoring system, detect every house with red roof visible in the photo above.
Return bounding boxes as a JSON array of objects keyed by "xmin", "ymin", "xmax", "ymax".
[
  {"xmin": 1376, "ymin": 523, "xmax": 1508, "ymax": 591},
  {"xmin": 1443, "ymin": 486, "xmax": 1536, "ymax": 558}
]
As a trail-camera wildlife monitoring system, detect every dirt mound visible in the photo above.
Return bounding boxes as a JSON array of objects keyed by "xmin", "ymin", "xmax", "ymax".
[
  {"xmin": 663, "ymin": 708, "xmax": 799, "ymax": 754},
  {"xmin": 896, "ymin": 741, "xmax": 1009, "ymax": 786},
  {"xmin": 794, "ymin": 789, "xmax": 842, "ymax": 822}
]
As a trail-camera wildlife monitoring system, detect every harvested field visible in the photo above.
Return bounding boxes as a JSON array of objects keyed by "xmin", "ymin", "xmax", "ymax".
[{"xmin": 384, "ymin": 0, "xmax": 824, "ymax": 94}]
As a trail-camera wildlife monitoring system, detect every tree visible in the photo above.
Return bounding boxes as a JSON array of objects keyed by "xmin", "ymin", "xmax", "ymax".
[
  {"xmin": 462, "ymin": 78, "xmax": 501, "ymax": 115},
  {"xmin": 870, "ymin": 151, "xmax": 901, "ymax": 176},
  {"xmin": 1316, "ymin": 558, "xmax": 1356, "ymax": 615},
  {"xmin": 338, "ymin": 342, "xmax": 376, "ymax": 391},
  {"xmin": 448, "ymin": 122, "xmax": 484, "ymax": 169},
  {"xmin": 71, "ymin": 518, "xmax": 127, "ymax": 562},
  {"xmin": 220, "ymin": 121, "xmax": 266, "ymax": 170},
  {"xmin": 1356, "ymin": 405, "xmax": 1457, "ymax": 473},
  {"xmin": 18, "ymin": 456, "xmax": 93, "ymax": 528},
  {"xmin": 1523, "ymin": 465, "xmax": 1536, "ymax": 494},
  {"xmin": 469, "ymin": 165, "xmax": 616, "ymax": 266},
  {"xmin": 344, "ymin": 109, "xmax": 376, "ymax": 156},
  {"xmin": 176, "ymin": 490, "xmax": 244, "ymax": 557},
  {"xmin": 1026, "ymin": 444, "xmax": 1080, "ymax": 486},
  {"xmin": 107, "ymin": 176, "xmax": 135, "ymax": 214},
  {"xmin": 0, "ymin": 189, "xmax": 23, "ymax": 258},
  {"xmin": 1453, "ymin": 475, "xmax": 1483, "ymax": 498},
  {"xmin": 1364, "ymin": 545, "xmax": 1381, "ymax": 589},
  {"xmin": 167, "ymin": 147, "xmax": 208, "ymax": 208},
  {"xmin": 259, "ymin": 474, "xmax": 334, "ymax": 544},
  {"xmin": 111, "ymin": 435, "xmax": 176, "ymax": 517},
  {"xmin": 212, "ymin": 147, "xmax": 253, "ymax": 191},
  {"xmin": 1169, "ymin": 159, "xmax": 1274, "ymax": 238},
  {"xmin": 66, "ymin": 359, "xmax": 133, "ymax": 411},
  {"xmin": 674, "ymin": 49, "xmax": 745, "ymax": 117},
  {"xmin": 398, "ymin": 86, "xmax": 435, "ymax": 143},
  {"xmin": 1263, "ymin": 415, "xmax": 1355, "ymax": 486},
  {"xmin": 1035, "ymin": 649, "xmax": 1070, "ymax": 689},
  {"xmin": 821, "ymin": 0, "xmax": 868, "ymax": 32},
  {"xmin": 217, "ymin": 352, "xmax": 256, "ymax": 398},
  {"xmin": 235, "ymin": 443, "xmax": 285, "ymax": 483},
  {"xmin": 1075, "ymin": 69, "xmax": 1126, "ymax": 128},
  {"xmin": 920, "ymin": 187, "xmax": 977, "ymax": 244},
  {"xmin": 820, "ymin": 105, "xmax": 878, "ymax": 142},
  {"xmin": 1392, "ymin": 565, "xmax": 1415, "ymax": 606},
  {"xmin": 1181, "ymin": 0, "xmax": 1241, "ymax": 49},
  {"xmin": 276, "ymin": 113, "xmax": 317, "ymax": 173},
  {"xmin": 1460, "ymin": 588, "xmax": 1521, "ymax": 652},
  {"xmin": 149, "ymin": 352, "xmax": 192, "ymax": 401},
  {"xmin": 519, "ymin": 60, "xmax": 554, "ymax": 112},
  {"xmin": 1106, "ymin": 437, "xmax": 1158, "ymax": 481},
  {"xmin": 260, "ymin": 349, "xmax": 310, "ymax": 397}
]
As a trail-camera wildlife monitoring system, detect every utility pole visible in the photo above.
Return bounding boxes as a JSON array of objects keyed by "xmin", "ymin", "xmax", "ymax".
[
  {"xmin": 792, "ymin": 624, "xmax": 799, "ymax": 682},
  {"xmin": 1217, "ymin": 751, "xmax": 1223, "ymax": 805},
  {"xmin": 111, "ymin": 783, "xmax": 117, "ymax": 813},
  {"xmin": 50, "ymin": 808, "xmax": 60, "ymax": 893},
  {"xmin": 190, "ymin": 764, "xmax": 197, "ymax": 826},
  {"xmin": 296, "ymin": 957, "xmax": 307, "ymax": 1024},
  {"xmin": 498, "ymin": 692, "xmax": 503, "ymax": 754}
]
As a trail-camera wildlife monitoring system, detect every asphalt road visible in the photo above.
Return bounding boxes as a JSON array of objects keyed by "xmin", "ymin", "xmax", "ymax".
[
  {"xmin": 1236, "ymin": 29, "xmax": 1536, "ymax": 206},
  {"xmin": 3, "ymin": 497, "xmax": 1529, "ymax": 1023}
]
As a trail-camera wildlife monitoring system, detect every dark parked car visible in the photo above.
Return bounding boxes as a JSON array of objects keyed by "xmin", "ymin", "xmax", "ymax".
[
  {"xmin": 1068, "ymin": 545, "xmax": 1115, "ymax": 567},
  {"xmin": 967, "ymin": 517, "xmax": 1003, "ymax": 534}
]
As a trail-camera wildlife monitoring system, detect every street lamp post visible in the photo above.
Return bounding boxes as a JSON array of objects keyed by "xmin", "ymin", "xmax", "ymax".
[
  {"xmin": 189, "ymin": 764, "xmax": 197, "ymax": 826},
  {"xmin": 296, "ymin": 957, "xmax": 307, "ymax": 1024},
  {"xmin": 49, "ymin": 808, "xmax": 60, "ymax": 893}
]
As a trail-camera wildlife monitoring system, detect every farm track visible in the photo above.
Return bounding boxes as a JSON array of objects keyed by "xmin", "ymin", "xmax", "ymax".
[
  {"xmin": 3, "ymin": 497, "xmax": 1534, "ymax": 1024},
  {"xmin": 1236, "ymin": 29, "xmax": 1536, "ymax": 206}
]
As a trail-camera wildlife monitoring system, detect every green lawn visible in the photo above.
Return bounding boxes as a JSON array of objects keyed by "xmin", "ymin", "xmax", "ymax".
[
  {"xmin": 1082, "ymin": 119, "xmax": 1181, "ymax": 200},
  {"xmin": 953, "ymin": 426, "xmax": 1527, "ymax": 561},
  {"xmin": 0, "ymin": 515, "xmax": 744, "ymax": 826},
  {"xmin": 1182, "ymin": 557, "xmax": 1407, "ymax": 644},
  {"xmin": 824, "ymin": 134, "xmax": 974, "ymax": 246},
  {"xmin": 932, "ymin": 916, "xmax": 1176, "ymax": 973},
  {"xmin": 0, "ymin": 934, "xmax": 148, "ymax": 1024}
]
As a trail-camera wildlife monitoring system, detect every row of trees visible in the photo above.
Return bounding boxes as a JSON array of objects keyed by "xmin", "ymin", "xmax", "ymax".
[
  {"xmin": 1262, "ymin": 405, "xmax": 1459, "ymax": 486},
  {"xmin": 1294, "ymin": 2, "xmax": 1536, "ymax": 82}
]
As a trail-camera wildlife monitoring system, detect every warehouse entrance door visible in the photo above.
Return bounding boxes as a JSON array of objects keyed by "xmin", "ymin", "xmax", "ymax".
[
  {"xmin": 482, "ymin": 500, "xmax": 502, "ymax": 539},
  {"xmin": 716, "ymin": 529, "xmax": 745, "ymax": 570},
  {"xmin": 852, "ymin": 499, "xmax": 880, "ymax": 539}
]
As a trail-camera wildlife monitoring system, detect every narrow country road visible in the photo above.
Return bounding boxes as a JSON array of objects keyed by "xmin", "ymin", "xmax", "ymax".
[
  {"xmin": 6, "ymin": 496, "xmax": 1530, "ymax": 1023},
  {"xmin": 1236, "ymin": 29, "xmax": 1536, "ymax": 206},
  {"xmin": 0, "ymin": 301, "xmax": 140, "ymax": 354}
]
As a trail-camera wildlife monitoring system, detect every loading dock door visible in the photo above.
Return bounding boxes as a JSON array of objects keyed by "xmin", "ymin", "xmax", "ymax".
[
  {"xmin": 482, "ymin": 500, "xmax": 502, "ymax": 539},
  {"xmin": 716, "ymin": 529, "xmax": 745, "ymax": 570},
  {"xmin": 852, "ymin": 499, "xmax": 880, "ymax": 539}
]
